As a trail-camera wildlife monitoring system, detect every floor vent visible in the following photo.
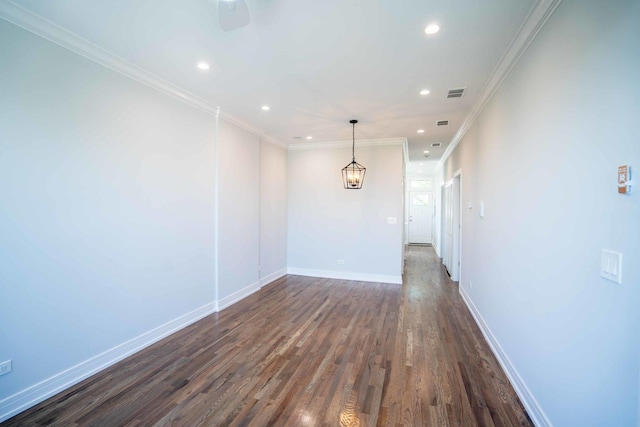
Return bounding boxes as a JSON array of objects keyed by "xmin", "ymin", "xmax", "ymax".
[
  {"xmin": 436, "ymin": 120, "xmax": 449, "ymax": 126},
  {"xmin": 447, "ymin": 88, "xmax": 466, "ymax": 98}
]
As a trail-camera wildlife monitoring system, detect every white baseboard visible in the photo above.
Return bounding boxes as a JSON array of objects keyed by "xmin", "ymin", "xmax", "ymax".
[
  {"xmin": 259, "ymin": 268, "xmax": 287, "ymax": 287},
  {"xmin": 217, "ymin": 281, "xmax": 261, "ymax": 312},
  {"xmin": 0, "ymin": 302, "xmax": 216, "ymax": 423},
  {"xmin": 458, "ymin": 287, "xmax": 551, "ymax": 427},
  {"xmin": 287, "ymin": 267, "xmax": 402, "ymax": 285}
]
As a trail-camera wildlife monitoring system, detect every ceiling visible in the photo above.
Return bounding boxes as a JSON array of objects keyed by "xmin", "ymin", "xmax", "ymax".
[{"xmin": 8, "ymin": 0, "xmax": 536, "ymax": 162}]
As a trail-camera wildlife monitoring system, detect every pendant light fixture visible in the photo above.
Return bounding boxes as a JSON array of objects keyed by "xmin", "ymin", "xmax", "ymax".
[{"xmin": 342, "ymin": 119, "xmax": 366, "ymax": 189}]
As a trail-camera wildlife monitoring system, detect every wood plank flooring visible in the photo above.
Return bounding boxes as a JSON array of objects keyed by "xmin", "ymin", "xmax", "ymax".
[{"xmin": 2, "ymin": 247, "xmax": 532, "ymax": 426}]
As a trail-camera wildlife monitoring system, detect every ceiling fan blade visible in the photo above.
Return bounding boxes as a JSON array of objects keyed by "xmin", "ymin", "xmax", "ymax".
[{"xmin": 217, "ymin": 0, "xmax": 251, "ymax": 32}]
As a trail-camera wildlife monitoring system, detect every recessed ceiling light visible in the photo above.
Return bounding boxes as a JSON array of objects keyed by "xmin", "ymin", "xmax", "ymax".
[
  {"xmin": 261, "ymin": 105, "xmax": 270, "ymax": 111},
  {"xmin": 423, "ymin": 150, "xmax": 430, "ymax": 154},
  {"xmin": 420, "ymin": 89, "xmax": 431, "ymax": 96},
  {"xmin": 419, "ymin": 163, "xmax": 424, "ymax": 166},
  {"xmin": 417, "ymin": 129, "xmax": 425, "ymax": 133},
  {"xmin": 197, "ymin": 62, "xmax": 210, "ymax": 70},
  {"xmin": 306, "ymin": 136, "xmax": 312, "ymax": 140},
  {"xmin": 424, "ymin": 24, "xmax": 440, "ymax": 35}
]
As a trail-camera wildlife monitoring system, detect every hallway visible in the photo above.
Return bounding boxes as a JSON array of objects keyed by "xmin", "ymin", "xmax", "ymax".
[
  {"xmin": 386, "ymin": 245, "xmax": 532, "ymax": 425},
  {"xmin": 3, "ymin": 247, "xmax": 531, "ymax": 426}
]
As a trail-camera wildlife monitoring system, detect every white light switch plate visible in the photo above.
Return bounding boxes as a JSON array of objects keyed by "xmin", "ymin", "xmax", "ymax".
[{"xmin": 601, "ymin": 249, "xmax": 622, "ymax": 284}]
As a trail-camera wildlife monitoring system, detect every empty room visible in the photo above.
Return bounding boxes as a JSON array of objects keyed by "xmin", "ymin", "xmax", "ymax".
[{"xmin": 0, "ymin": 0, "xmax": 638, "ymax": 426}]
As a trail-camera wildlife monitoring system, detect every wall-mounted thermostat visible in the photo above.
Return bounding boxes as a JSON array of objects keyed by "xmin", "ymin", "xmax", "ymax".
[{"xmin": 618, "ymin": 165, "xmax": 632, "ymax": 194}]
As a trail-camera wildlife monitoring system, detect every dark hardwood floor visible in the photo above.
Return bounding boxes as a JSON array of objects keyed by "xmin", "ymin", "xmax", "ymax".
[{"xmin": 3, "ymin": 247, "xmax": 532, "ymax": 426}]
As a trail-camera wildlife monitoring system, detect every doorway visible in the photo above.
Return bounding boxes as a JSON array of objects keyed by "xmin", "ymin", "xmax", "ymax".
[
  {"xmin": 442, "ymin": 173, "xmax": 461, "ymax": 281},
  {"xmin": 408, "ymin": 191, "xmax": 433, "ymax": 244}
]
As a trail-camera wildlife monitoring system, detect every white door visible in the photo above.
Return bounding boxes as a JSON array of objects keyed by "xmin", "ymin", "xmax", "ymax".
[
  {"xmin": 442, "ymin": 183, "xmax": 452, "ymax": 269},
  {"xmin": 408, "ymin": 191, "xmax": 433, "ymax": 244},
  {"xmin": 442, "ymin": 176, "xmax": 461, "ymax": 281}
]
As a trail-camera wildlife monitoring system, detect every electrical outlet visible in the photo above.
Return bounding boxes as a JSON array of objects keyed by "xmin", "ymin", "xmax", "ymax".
[
  {"xmin": 0, "ymin": 360, "xmax": 12, "ymax": 376},
  {"xmin": 337, "ymin": 259, "xmax": 345, "ymax": 265}
]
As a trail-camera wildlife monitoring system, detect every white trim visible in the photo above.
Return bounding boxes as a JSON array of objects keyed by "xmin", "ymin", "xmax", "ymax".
[
  {"xmin": 459, "ymin": 287, "xmax": 552, "ymax": 427},
  {"xmin": 260, "ymin": 268, "xmax": 287, "ymax": 287},
  {"xmin": 219, "ymin": 113, "xmax": 287, "ymax": 149},
  {"xmin": 287, "ymin": 268, "xmax": 402, "ymax": 285},
  {"xmin": 438, "ymin": 0, "xmax": 562, "ymax": 168},
  {"xmin": 0, "ymin": 0, "xmax": 218, "ymax": 116},
  {"xmin": 0, "ymin": 1, "xmax": 288, "ymax": 149},
  {"xmin": 213, "ymin": 107, "xmax": 221, "ymax": 311},
  {"xmin": 433, "ymin": 241, "xmax": 441, "ymax": 258},
  {"xmin": 0, "ymin": 302, "xmax": 216, "ymax": 423},
  {"xmin": 217, "ymin": 281, "xmax": 261, "ymax": 312},
  {"xmin": 288, "ymin": 138, "xmax": 406, "ymax": 151},
  {"xmin": 260, "ymin": 134, "xmax": 289, "ymax": 150}
]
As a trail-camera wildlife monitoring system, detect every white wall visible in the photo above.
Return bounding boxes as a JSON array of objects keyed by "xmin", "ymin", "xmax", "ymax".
[
  {"xmin": 437, "ymin": 0, "xmax": 640, "ymax": 425},
  {"xmin": 217, "ymin": 119, "xmax": 260, "ymax": 308},
  {"xmin": 259, "ymin": 140, "xmax": 287, "ymax": 284},
  {"xmin": 0, "ymin": 19, "xmax": 217, "ymax": 415},
  {"xmin": 0, "ymin": 18, "xmax": 289, "ymax": 421},
  {"xmin": 287, "ymin": 143, "xmax": 404, "ymax": 284}
]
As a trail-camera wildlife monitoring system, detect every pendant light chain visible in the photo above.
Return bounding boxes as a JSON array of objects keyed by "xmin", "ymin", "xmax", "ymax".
[{"xmin": 352, "ymin": 121, "xmax": 356, "ymax": 161}]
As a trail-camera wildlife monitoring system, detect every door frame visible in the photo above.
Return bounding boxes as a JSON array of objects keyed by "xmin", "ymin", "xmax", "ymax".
[{"xmin": 442, "ymin": 170, "xmax": 462, "ymax": 281}]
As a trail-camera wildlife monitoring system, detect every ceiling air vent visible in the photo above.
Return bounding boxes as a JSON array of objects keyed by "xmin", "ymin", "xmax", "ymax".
[
  {"xmin": 447, "ymin": 87, "xmax": 466, "ymax": 98},
  {"xmin": 436, "ymin": 120, "xmax": 449, "ymax": 126},
  {"xmin": 431, "ymin": 143, "xmax": 442, "ymax": 147}
]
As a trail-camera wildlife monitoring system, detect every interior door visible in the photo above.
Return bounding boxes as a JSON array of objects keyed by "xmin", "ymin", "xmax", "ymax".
[
  {"xmin": 443, "ymin": 183, "xmax": 453, "ymax": 270},
  {"xmin": 442, "ymin": 176, "xmax": 460, "ymax": 281},
  {"xmin": 408, "ymin": 191, "xmax": 433, "ymax": 244}
]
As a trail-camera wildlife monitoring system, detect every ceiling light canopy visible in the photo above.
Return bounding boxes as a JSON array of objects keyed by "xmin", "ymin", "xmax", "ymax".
[
  {"xmin": 218, "ymin": 0, "xmax": 250, "ymax": 32},
  {"xmin": 424, "ymin": 24, "xmax": 440, "ymax": 35},
  {"xmin": 197, "ymin": 62, "xmax": 210, "ymax": 70},
  {"xmin": 261, "ymin": 105, "xmax": 270, "ymax": 111},
  {"xmin": 341, "ymin": 120, "xmax": 366, "ymax": 190}
]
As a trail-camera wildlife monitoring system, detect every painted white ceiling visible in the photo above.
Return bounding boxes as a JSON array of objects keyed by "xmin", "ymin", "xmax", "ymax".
[{"xmin": 10, "ymin": 0, "xmax": 535, "ymax": 161}]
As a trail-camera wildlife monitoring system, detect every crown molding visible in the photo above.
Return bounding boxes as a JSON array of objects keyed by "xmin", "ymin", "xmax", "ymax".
[
  {"xmin": 0, "ymin": 0, "xmax": 290, "ymax": 149},
  {"xmin": 218, "ymin": 111, "xmax": 288, "ymax": 149},
  {"xmin": 260, "ymin": 135, "xmax": 289, "ymax": 150},
  {"xmin": 0, "ymin": 0, "xmax": 223, "ymax": 117},
  {"xmin": 288, "ymin": 137, "xmax": 407, "ymax": 151},
  {"xmin": 437, "ymin": 0, "xmax": 562, "ymax": 168}
]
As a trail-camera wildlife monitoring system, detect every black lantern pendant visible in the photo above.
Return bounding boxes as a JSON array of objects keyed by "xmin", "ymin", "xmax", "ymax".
[{"xmin": 341, "ymin": 119, "xmax": 366, "ymax": 189}]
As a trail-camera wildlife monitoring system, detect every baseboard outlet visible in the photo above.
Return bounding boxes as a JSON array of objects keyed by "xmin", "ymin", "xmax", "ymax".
[
  {"xmin": 259, "ymin": 268, "xmax": 287, "ymax": 287},
  {"xmin": 217, "ymin": 281, "xmax": 261, "ymax": 312},
  {"xmin": 287, "ymin": 267, "xmax": 402, "ymax": 285},
  {"xmin": 0, "ymin": 302, "xmax": 216, "ymax": 423},
  {"xmin": 458, "ymin": 287, "xmax": 551, "ymax": 427}
]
